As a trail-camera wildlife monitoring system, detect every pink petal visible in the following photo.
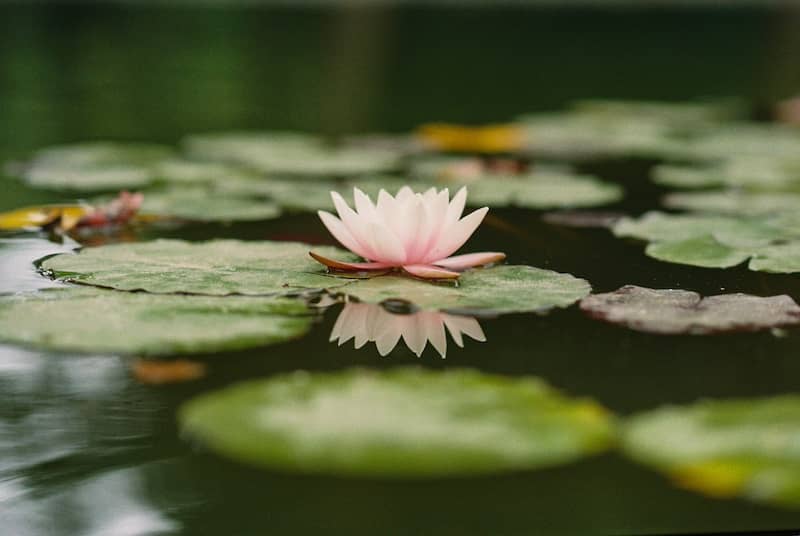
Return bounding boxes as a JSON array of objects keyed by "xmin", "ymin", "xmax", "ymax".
[
  {"xmin": 423, "ymin": 207, "xmax": 489, "ymax": 263},
  {"xmin": 330, "ymin": 192, "xmax": 376, "ymax": 259},
  {"xmin": 317, "ymin": 210, "xmax": 371, "ymax": 260},
  {"xmin": 433, "ymin": 251, "xmax": 506, "ymax": 270},
  {"xmin": 402, "ymin": 264, "xmax": 460, "ymax": 280},
  {"xmin": 309, "ymin": 251, "xmax": 392, "ymax": 271},
  {"xmin": 366, "ymin": 221, "xmax": 407, "ymax": 264},
  {"xmin": 445, "ymin": 187, "xmax": 467, "ymax": 226}
]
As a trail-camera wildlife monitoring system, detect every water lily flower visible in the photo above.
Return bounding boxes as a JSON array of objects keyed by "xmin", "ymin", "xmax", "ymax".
[
  {"xmin": 330, "ymin": 302, "xmax": 486, "ymax": 358},
  {"xmin": 311, "ymin": 186, "xmax": 505, "ymax": 279}
]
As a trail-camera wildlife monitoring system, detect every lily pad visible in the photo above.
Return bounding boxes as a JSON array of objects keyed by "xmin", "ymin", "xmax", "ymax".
[
  {"xmin": 11, "ymin": 142, "xmax": 174, "ymax": 191},
  {"xmin": 40, "ymin": 239, "xmax": 356, "ymax": 295},
  {"xmin": 179, "ymin": 367, "xmax": 614, "ymax": 477},
  {"xmin": 0, "ymin": 287, "xmax": 312, "ymax": 355},
  {"xmin": 663, "ymin": 190, "xmax": 800, "ymax": 216},
  {"xmin": 183, "ymin": 131, "xmax": 402, "ymax": 177},
  {"xmin": 137, "ymin": 188, "xmax": 281, "ymax": 222},
  {"xmin": 338, "ymin": 265, "xmax": 591, "ymax": 314},
  {"xmin": 613, "ymin": 211, "xmax": 800, "ymax": 272},
  {"xmin": 653, "ymin": 158, "xmax": 800, "ymax": 191},
  {"xmin": 580, "ymin": 285, "xmax": 800, "ymax": 335},
  {"xmin": 623, "ymin": 395, "xmax": 800, "ymax": 508}
]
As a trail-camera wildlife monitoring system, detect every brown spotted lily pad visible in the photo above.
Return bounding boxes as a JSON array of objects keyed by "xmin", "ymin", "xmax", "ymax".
[{"xmin": 580, "ymin": 285, "xmax": 800, "ymax": 335}]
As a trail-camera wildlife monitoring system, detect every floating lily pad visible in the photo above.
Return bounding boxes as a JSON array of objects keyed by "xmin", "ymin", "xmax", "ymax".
[
  {"xmin": 580, "ymin": 285, "xmax": 800, "ymax": 334},
  {"xmin": 137, "ymin": 188, "xmax": 281, "ymax": 222},
  {"xmin": 183, "ymin": 131, "xmax": 402, "ymax": 177},
  {"xmin": 675, "ymin": 123, "xmax": 800, "ymax": 162},
  {"xmin": 623, "ymin": 395, "xmax": 800, "ymax": 508},
  {"xmin": 663, "ymin": 190, "xmax": 800, "ymax": 216},
  {"xmin": 40, "ymin": 239, "xmax": 355, "ymax": 295},
  {"xmin": 653, "ymin": 158, "xmax": 800, "ymax": 191},
  {"xmin": 339, "ymin": 265, "xmax": 591, "ymax": 314},
  {"xmin": 12, "ymin": 142, "xmax": 174, "ymax": 191},
  {"xmin": 613, "ymin": 212, "xmax": 800, "ymax": 271},
  {"xmin": 0, "ymin": 287, "xmax": 312, "ymax": 355},
  {"xmin": 179, "ymin": 367, "xmax": 614, "ymax": 477}
]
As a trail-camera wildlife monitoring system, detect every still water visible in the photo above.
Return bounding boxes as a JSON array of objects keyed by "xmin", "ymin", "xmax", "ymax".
[{"xmin": 3, "ymin": 3, "xmax": 800, "ymax": 535}]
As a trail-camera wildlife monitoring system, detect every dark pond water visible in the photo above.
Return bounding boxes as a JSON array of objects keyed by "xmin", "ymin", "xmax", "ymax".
[{"xmin": 3, "ymin": 3, "xmax": 800, "ymax": 535}]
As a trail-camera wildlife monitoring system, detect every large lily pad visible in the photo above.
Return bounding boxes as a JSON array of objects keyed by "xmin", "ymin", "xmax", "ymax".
[
  {"xmin": 138, "ymin": 188, "xmax": 281, "ymax": 222},
  {"xmin": 339, "ymin": 265, "xmax": 591, "ymax": 314},
  {"xmin": 613, "ymin": 211, "xmax": 800, "ymax": 272},
  {"xmin": 183, "ymin": 131, "xmax": 402, "ymax": 177},
  {"xmin": 0, "ymin": 287, "xmax": 312, "ymax": 355},
  {"xmin": 580, "ymin": 285, "xmax": 800, "ymax": 335},
  {"xmin": 623, "ymin": 396, "xmax": 800, "ymax": 508},
  {"xmin": 179, "ymin": 367, "xmax": 614, "ymax": 477},
  {"xmin": 40, "ymin": 239, "xmax": 355, "ymax": 295},
  {"xmin": 11, "ymin": 142, "xmax": 174, "ymax": 191},
  {"xmin": 663, "ymin": 190, "xmax": 800, "ymax": 216}
]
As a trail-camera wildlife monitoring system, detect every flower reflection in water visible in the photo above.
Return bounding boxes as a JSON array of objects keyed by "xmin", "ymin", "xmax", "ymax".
[{"xmin": 330, "ymin": 302, "xmax": 486, "ymax": 358}]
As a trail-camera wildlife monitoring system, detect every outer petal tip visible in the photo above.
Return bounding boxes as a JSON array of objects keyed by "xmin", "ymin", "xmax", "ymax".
[
  {"xmin": 433, "ymin": 251, "xmax": 506, "ymax": 270},
  {"xmin": 309, "ymin": 251, "xmax": 391, "ymax": 272},
  {"xmin": 402, "ymin": 264, "xmax": 461, "ymax": 280}
]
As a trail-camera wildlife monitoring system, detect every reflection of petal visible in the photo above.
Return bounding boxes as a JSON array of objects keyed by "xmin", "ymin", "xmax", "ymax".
[{"xmin": 329, "ymin": 303, "xmax": 486, "ymax": 358}]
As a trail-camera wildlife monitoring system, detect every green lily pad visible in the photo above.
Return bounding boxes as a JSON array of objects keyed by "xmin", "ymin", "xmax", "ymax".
[
  {"xmin": 653, "ymin": 158, "xmax": 800, "ymax": 191},
  {"xmin": 613, "ymin": 212, "xmax": 800, "ymax": 272},
  {"xmin": 40, "ymin": 239, "xmax": 356, "ymax": 295},
  {"xmin": 138, "ymin": 188, "xmax": 281, "ymax": 222},
  {"xmin": 183, "ymin": 131, "xmax": 402, "ymax": 177},
  {"xmin": 580, "ymin": 285, "xmax": 800, "ymax": 334},
  {"xmin": 663, "ymin": 190, "xmax": 800, "ymax": 216},
  {"xmin": 12, "ymin": 142, "xmax": 175, "ymax": 191},
  {"xmin": 0, "ymin": 287, "xmax": 312, "ymax": 355},
  {"xmin": 623, "ymin": 395, "xmax": 800, "ymax": 508},
  {"xmin": 675, "ymin": 123, "xmax": 800, "ymax": 162},
  {"xmin": 339, "ymin": 265, "xmax": 591, "ymax": 314},
  {"xmin": 179, "ymin": 367, "xmax": 614, "ymax": 477}
]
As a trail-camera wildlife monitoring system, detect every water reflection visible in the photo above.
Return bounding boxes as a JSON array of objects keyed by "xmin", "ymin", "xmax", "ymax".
[
  {"xmin": 330, "ymin": 302, "xmax": 486, "ymax": 358},
  {"xmin": 0, "ymin": 345, "xmax": 178, "ymax": 534}
]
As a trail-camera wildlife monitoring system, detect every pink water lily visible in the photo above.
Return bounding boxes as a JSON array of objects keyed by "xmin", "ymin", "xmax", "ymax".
[{"xmin": 311, "ymin": 186, "xmax": 505, "ymax": 279}]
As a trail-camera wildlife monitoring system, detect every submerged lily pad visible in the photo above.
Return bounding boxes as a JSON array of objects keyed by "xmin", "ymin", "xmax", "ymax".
[
  {"xmin": 623, "ymin": 396, "xmax": 800, "ymax": 508},
  {"xmin": 613, "ymin": 212, "xmax": 800, "ymax": 272},
  {"xmin": 12, "ymin": 142, "xmax": 174, "ymax": 191},
  {"xmin": 137, "ymin": 188, "xmax": 281, "ymax": 222},
  {"xmin": 339, "ymin": 265, "xmax": 591, "ymax": 314},
  {"xmin": 580, "ymin": 285, "xmax": 800, "ymax": 334},
  {"xmin": 663, "ymin": 190, "xmax": 800, "ymax": 216},
  {"xmin": 179, "ymin": 367, "xmax": 614, "ymax": 477},
  {"xmin": 183, "ymin": 131, "xmax": 402, "ymax": 177},
  {"xmin": 40, "ymin": 239, "xmax": 355, "ymax": 295},
  {"xmin": 0, "ymin": 287, "xmax": 312, "ymax": 355}
]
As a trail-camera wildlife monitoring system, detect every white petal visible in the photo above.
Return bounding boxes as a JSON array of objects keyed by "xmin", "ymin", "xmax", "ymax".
[
  {"xmin": 422, "ymin": 312, "xmax": 448, "ymax": 358},
  {"xmin": 445, "ymin": 186, "xmax": 468, "ymax": 225},
  {"xmin": 353, "ymin": 188, "xmax": 378, "ymax": 220},
  {"xmin": 331, "ymin": 192, "xmax": 375, "ymax": 259},
  {"xmin": 402, "ymin": 315, "xmax": 428, "ymax": 357},
  {"xmin": 366, "ymin": 221, "xmax": 407, "ymax": 264},
  {"xmin": 443, "ymin": 314, "xmax": 486, "ymax": 346}
]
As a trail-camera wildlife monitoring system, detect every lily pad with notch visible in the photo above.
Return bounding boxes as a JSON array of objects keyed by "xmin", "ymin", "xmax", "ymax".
[{"xmin": 179, "ymin": 367, "xmax": 615, "ymax": 477}]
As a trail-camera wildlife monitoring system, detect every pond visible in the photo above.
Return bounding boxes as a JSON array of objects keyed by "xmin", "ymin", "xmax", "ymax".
[{"xmin": 3, "ymin": 3, "xmax": 800, "ymax": 535}]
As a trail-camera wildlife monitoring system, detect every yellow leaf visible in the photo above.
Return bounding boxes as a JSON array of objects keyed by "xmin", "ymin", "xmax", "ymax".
[
  {"xmin": 417, "ymin": 123, "xmax": 525, "ymax": 153},
  {"xmin": 0, "ymin": 205, "xmax": 72, "ymax": 231}
]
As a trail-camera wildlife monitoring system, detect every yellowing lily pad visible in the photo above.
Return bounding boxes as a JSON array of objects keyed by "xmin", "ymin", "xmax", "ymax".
[
  {"xmin": 338, "ymin": 265, "xmax": 591, "ymax": 314},
  {"xmin": 40, "ymin": 239, "xmax": 356, "ymax": 295},
  {"xmin": 623, "ymin": 396, "xmax": 800, "ymax": 508},
  {"xmin": 416, "ymin": 123, "xmax": 525, "ymax": 153},
  {"xmin": 179, "ymin": 367, "xmax": 614, "ymax": 477},
  {"xmin": 0, "ymin": 287, "xmax": 313, "ymax": 355},
  {"xmin": 580, "ymin": 285, "xmax": 800, "ymax": 335},
  {"xmin": 613, "ymin": 211, "xmax": 800, "ymax": 272},
  {"xmin": 183, "ymin": 131, "xmax": 402, "ymax": 177}
]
